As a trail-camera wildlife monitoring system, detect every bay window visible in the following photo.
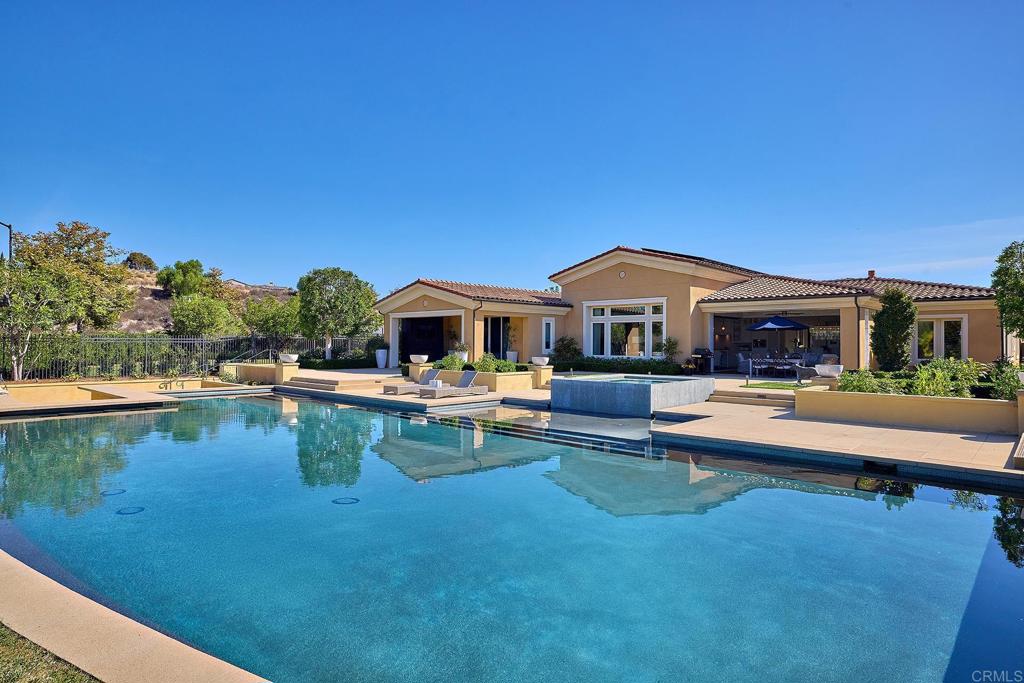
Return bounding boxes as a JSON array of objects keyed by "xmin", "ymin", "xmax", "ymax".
[{"xmin": 584, "ymin": 299, "xmax": 667, "ymax": 358}]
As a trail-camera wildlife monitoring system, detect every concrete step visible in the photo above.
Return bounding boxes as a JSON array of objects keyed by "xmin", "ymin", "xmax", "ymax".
[
  {"xmin": 708, "ymin": 393, "xmax": 795, "ymax": 408},
  {"xmin": 283, "ymin": 376, "xmax": 406, "ymax": 391},
  {"xmin": 713, "ymin": 388, "xmax": 796, "ymax": 401}
]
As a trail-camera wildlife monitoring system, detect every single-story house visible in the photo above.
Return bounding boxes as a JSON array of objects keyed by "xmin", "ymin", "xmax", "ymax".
[{"xmin": 375, "ymin": 246, "xmax": 1018, "ymax": 370}]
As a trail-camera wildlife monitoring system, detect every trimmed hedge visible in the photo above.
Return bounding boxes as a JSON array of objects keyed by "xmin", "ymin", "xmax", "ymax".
[
  {"xmin": 299, "ymin": 356, "xmax": 376, "ymax": 370},
  {"xmin": 551, "ymin": 357, "xmax": 683, "ymax": 375}
]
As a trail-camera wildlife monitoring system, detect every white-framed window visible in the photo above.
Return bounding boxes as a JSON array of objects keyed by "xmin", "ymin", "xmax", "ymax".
[
  {"xmin": 913, "ymin": 314, "xmax": 968, "ymax": 362},
  {"xmin": 583, "ymin": 298, "xmax": 667, "ymax": 358},
  {"xmin": 541, "ymin": 317, "xmax": 555, "ymax": 355}
]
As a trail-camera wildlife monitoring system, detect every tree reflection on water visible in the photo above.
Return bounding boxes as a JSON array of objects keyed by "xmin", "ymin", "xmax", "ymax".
[{"xmin": 295, "ymin": 403, "xmax": 374, "ymax": 488}]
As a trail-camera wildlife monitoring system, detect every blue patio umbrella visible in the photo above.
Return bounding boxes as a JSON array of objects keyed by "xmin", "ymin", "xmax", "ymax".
[{"xmin": 747, "ymin": 316, "xmax": 809, "ymax": 354}]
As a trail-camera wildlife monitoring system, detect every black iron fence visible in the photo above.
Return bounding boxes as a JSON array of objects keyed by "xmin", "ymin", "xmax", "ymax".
[{"xmin": 0, "ymin": 334, "xmax": 374, "ymax": 380}]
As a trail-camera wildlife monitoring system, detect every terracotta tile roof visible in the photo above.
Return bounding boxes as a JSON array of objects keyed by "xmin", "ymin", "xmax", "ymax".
[
  {"xmin": 380, "ymin": 278, "xmax": 571, "ymax": 307},
  {"xmin": 824, "ymin": 276, "xmax": 995, "ymax": 301},
  {"xmin": 699, "ymin": 275, "xmax": 871, "ymax": 303},
  {"xmin": 549, "ymin": 246, "xmax": 763, "ymax": 280}
]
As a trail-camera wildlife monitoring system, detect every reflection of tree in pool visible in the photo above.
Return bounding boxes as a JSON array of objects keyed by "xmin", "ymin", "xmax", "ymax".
[
  {"xmin": 0, "ymin": 414, "xmax": 153, "ymax": 518},
  {"xmin": 948, "ymin": 490, "xmax": 989, "ymax": 512},
  {"xmin": 295, "ymin": 404, "xmax": 373, "ymax": 487},
  {"xmin": 151, "ymin": 401, "xmax": 230, "ymax": 443},
  {"xmin": 855, "ymin": 477, "xmax": 918, "ymax": 510},
  {"xmin": 993, "ymin": 497, "xmax": 1024, "ymax": 568}
]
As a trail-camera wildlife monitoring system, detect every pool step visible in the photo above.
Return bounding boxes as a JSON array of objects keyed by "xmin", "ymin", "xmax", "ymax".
[
  {"xmin": 281, "ymin": 376, "xmax": 404, "ymax": 392},
  {"xmin": 708, "ymin": 390, "xmax": 795, "ymax": 408}
]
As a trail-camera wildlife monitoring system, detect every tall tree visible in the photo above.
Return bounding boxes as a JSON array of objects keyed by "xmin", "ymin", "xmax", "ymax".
[
  {"xmin": 870, "ymin": 287, "xmax": 917, "ymax": 371},
  {"xmin": 170, "ymin": 294, "xmax": 236, "ymax": 336},
  {"xmin": 156, "ymin": 259, "xmax": 206, "ymax": 297},
  {"xmin": 14, "ymin": 221, "xmax": 134, "ymax": 332},
  {"xmin": 123, "ymin": 251, "xmax": 158, "ymax": 271},
  {"xmin": 0, "ymin": 263, "xmax": 83, "ymax": 380},
  {"xmin": 992, "ymin": 240, "xmax": 1024, "ymax": 345},
  {"xmin": 242, "ymin": 296, "xmax": 301, "ymax": 352},
  {"xmin": 297, "ymin": 268, "xmax": 380, "ymax": 359}
]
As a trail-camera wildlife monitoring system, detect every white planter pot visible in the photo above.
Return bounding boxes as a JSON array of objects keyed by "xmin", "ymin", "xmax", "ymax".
[
  {"xmin": 815, "ymin": 364, "xmax": 844, "ymax": 378},
  {"xmin": 506, "ymin": 351, "xmax": 519, "ymax": 363},
  {"xmin": 375, "ymin": 349, "xmax": 389, "ymax": 368},
  {"xmin": 451, "ymin": 351, "xmax": 469, "ymax": 362},
  {"xmin": 278, "ymin": 353, "xmax": 298, "ymax": 363},
  {"xmin": 409, "ymin": 355, "xmax": 429, "ymax": 364},
  {"xmin": 530, "ymin": 356, "xmax": 550, "ymax": 366}
]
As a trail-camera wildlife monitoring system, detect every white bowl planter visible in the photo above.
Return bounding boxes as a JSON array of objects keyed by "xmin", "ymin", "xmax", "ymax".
[
  {"xmin": 450, "ymin": 350, "xmax": 469, "ymax": 362},
  {"xmin": 506, "ymin": 351, "xmax": 519, "ymax": 363},
  {"xmin": 815, "ymin": 364, "xmax": 844, "ymax": 378},
  {"xmin": 278, "ymin": 353, "xmax": 298, "ymax": 363},
  {"xmin": 409, "ymin": 355, "xmax": 430, "ymax": 364},
  {"xmin": 530, "ymin": 356, "xmax": 550, "ymax": 366}
]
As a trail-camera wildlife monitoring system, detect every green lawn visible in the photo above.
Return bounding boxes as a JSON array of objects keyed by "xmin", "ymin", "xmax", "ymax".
[
  {"xmin": 0, "ymin": 622, "xmax": 97, "ymax": 683},
  {"xmin": 742, "ymin": 381, "xmax": 807, "ymax": 391}
]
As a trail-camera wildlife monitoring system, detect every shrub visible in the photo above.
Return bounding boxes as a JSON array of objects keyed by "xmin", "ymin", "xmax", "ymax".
[
  {"xmin": 433, "ymin": 354, "xmax": 466, "ymax": 371},
  {"xmin": 299, "ymin": 353, "xmax": 376, "ymax": 370},
  {"xmin": 364, "ymin": 335, "xmax": 388, "ymax": 354},
  {"xmin": 871, "ymin": 287, "xmax": 917, "ymax": 371},
  {"xmin": 552, "ymin": 336, "xmax": 583, "ymax": 362},
  {"xmin": 656, "ymin": 336, "xmax": 680, "ymax": 361},
  {"xmin": 450, "ymin": 341, "xmax": 469, "ymax": 352},
  {"xmin": 473, "ymin": 353, "xmax": 498, "ymax": 373},
  {"xmin": 219, "ymin": 371, "xmax": 238, "ymax": 383},
  {"xmin": 400, "ymin": 363, "xmax": 410, "ymax": 377},
  {"xmin": 910, "ymin": 358, "xmax": 983, "ymax": 398},
  {"xmin": 837, "ymin": 370, "xmax": 904, "ymax": 394},
  {"xmin": 494, "ymin": 359, "xmax": 517, "ymax": 373},
  {"xmin": 551, "ymin": 356, "xmax": 683, "ymax": 375},
  {"xmin": 988, "ymin": 359, "xmax": 1024, "ymax": 401}
]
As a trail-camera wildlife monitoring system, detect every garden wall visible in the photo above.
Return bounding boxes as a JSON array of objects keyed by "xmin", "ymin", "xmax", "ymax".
[{"xmin": 795, "ymin": 386, "xmax": 1021, "ymax": 435}]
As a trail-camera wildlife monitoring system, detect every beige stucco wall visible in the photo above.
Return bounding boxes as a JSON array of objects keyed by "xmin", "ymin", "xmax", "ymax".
[
  {"xmin": 916, "ymin": 304, "xmax": 1003, "ymax": 363},
  {"xmin": 558, "ymin": 263, "xmax": 733, "ymax": 357},
  {"xmin": 796, "ymin": 385, "xmax": 1019, "ymax": 435}
]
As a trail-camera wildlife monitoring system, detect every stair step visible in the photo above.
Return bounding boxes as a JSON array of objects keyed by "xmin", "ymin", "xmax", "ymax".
[
  {"xmin": 709, "ymin": 394, "xmax": 794, "ymax": 407},
  {"xmin": 713, "ymin": 389, "xmax": 795, "ymax": 400}
]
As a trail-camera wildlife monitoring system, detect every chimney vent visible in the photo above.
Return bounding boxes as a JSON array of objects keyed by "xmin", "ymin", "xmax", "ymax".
[{"xmin": 867, "ymin": 269, "xmax": 876, "ymax": 279}]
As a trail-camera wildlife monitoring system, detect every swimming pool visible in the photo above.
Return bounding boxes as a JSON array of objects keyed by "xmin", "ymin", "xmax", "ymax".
[{"xmin": 1, "ymin": 397, "xmax": 1021, "ymax": 681}]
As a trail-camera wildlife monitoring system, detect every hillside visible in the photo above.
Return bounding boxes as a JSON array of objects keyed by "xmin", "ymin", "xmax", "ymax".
[{"xmin": 119, "ymin": 272, "xmax": 295, "ymax": 333}]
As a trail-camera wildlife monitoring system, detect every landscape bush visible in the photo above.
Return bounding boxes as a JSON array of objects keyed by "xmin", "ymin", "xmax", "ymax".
[
  {"xmin": 299, "ymin": 350, "xmax": 376, "ymax": 370},
  {"xmin": 551, "ymin": 356, "xmax": 683, "ymax": 375},
  {"xmin": 433, "ymin": 354, "xmax": 466, "ymax": 371},
  {"xmin": 987, "ymin": 359, "xmax": 1024, "ymax": 400},
  {"xmin": 838, "ymin": 359, "xmax": 997, "ymax": 399},
  {"xmin": 552, "ymin": 336, "xmax": 583, "ymax": 362}
]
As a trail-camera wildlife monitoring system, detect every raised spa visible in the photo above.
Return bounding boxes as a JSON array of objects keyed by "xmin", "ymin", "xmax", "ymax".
[{"xmin": 550, "ymin": 374, "xmax": 715, "ymax": 417}]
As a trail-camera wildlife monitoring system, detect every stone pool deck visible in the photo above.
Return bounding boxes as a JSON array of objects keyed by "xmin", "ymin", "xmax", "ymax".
[
  {"xmin": 0, "ymin": 549, "xmax": 266, "ymax": 683},
  {"xmin": 651, "ymin": 401, "xmax": 1023, "ymax": 489}
]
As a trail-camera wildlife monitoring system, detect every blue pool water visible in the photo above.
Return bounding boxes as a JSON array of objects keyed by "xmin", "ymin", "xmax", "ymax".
[{"xmin": 1, "ymin": 397, "xmax": 1022, "ymax": 682}]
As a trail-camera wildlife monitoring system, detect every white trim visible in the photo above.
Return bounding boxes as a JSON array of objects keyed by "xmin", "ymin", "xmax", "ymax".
[
  {"xmin": 912, "ymin": 313, "xmax": 968, "ymax": 363},
  {"xmin": 862, "ymin": 309, "xmax": 872, "ymax": 368},
  {"xmin": 387, "ymin": 309, "xmax": 465, "ymax": 367},
  {"xmin": 541, "ymin": 317, "xmax": 555, "ymax": 355},
  {"xmin": 376, "ymin": 284, "xmax": 475, "ymax": 313},
  {"xmin": 582, "ymin": 297, "xmax": 667, "ymax": 358}
]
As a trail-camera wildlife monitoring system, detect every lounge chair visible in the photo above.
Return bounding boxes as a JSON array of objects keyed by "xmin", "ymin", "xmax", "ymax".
[
  {"xmin": 418, "ymin": 371, "xmax": 488, "ymax": 399},
  {"xmin": 383, "ymin": 368, "xmax": 444, "ymax": 395}
]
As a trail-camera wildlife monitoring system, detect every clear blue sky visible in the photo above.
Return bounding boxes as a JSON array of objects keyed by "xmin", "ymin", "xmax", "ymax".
[{"xmin": 2, "ymin": 1, "xmax": 1021, "ymax": 294}]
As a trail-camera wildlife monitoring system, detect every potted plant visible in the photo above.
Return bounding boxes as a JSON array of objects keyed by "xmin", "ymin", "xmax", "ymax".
[
  {"xmin": 278, "ymin": 344, "xmax": 299, "ymax": 363},
  {"xmin": 450, "ymin": 341, "xmax": 469, "ymax": 362},
  {"xmin": 364, "ymin": 335, "xmax": 389, "ymax": 368},
  {"xmin": 504, "ymin": 322, "xmax": 519, "ymax": 363}
]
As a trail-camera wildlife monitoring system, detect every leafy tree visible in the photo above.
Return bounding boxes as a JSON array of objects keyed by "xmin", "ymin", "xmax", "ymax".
[
  {"xmin": 992, "ymin": 241, "xmax": 1024, "ymax": 342},
  {"xmin": 169, "ymin": 294, "xmax": 237, "ymax": 336},
  {"xmin": 297, "ymin": 268, "xmax": 380, "ymax": 359},
  {"xmin": 870, "ymin": 287, "xmax": 917, "ymax": 371},
  {"xmin": 123, "ymin": 251, "xmax": 158, "ymax": 271},
  {"xmin": 241, "ymin": 296, "xmax": 301, "ymax": 351},
  {"xmin": 14, "ymin": 221, "xmax": 133, "ymax": 332},
  {"xmin": 994, "ymin": 497, "xmax": 1024, "ymax": 567},
  {"xmin": 0, "ymin": 263, "xmax": 83, "ymax": 380},
  {"xmin": 157, "ymin": 259, "xmax": 206, "ymax": 297}
]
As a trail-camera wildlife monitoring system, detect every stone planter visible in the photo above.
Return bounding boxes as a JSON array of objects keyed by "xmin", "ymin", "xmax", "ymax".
[
  {"xmin": 278, "ymin": 353, "xmax": 298, "ymax": 363},
  {"xmin": 530, "ymin": 356, "xmax": 549, "ymax": 366},
  {"xmin": 375, "ymin": 349, "xmax": 389, "ymax": 368},
  {"xmin": 505, "ymin": 351, "xmax": 519, "ymax": 363},
  {"xmin": 815, "ymin": 364, "xmax": 844, "ymax": 378},
  {"xmin": 409, "ymin": 355, "xmax": 429, "ymax": 364}
]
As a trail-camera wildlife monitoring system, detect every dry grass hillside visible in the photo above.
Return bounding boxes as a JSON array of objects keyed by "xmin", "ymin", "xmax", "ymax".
[{"xmin": 119, "ymin": 271, "xmax": 295, "ymax": 333}]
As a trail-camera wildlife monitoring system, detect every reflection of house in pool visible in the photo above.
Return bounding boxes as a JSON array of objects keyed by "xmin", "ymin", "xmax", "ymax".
[
  {"xmin": 545, "ymin": 451, "xmax": 876, "ymax": 517},
  {"xmin": 372, "ymin": 414, "xmax": 562, "ymax": 481}
]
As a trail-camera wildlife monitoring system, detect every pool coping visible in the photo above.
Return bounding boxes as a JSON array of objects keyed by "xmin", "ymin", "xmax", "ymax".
[{"xmin": 0, "ymin": 549, "xmax": 267, "ymax": 683}]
